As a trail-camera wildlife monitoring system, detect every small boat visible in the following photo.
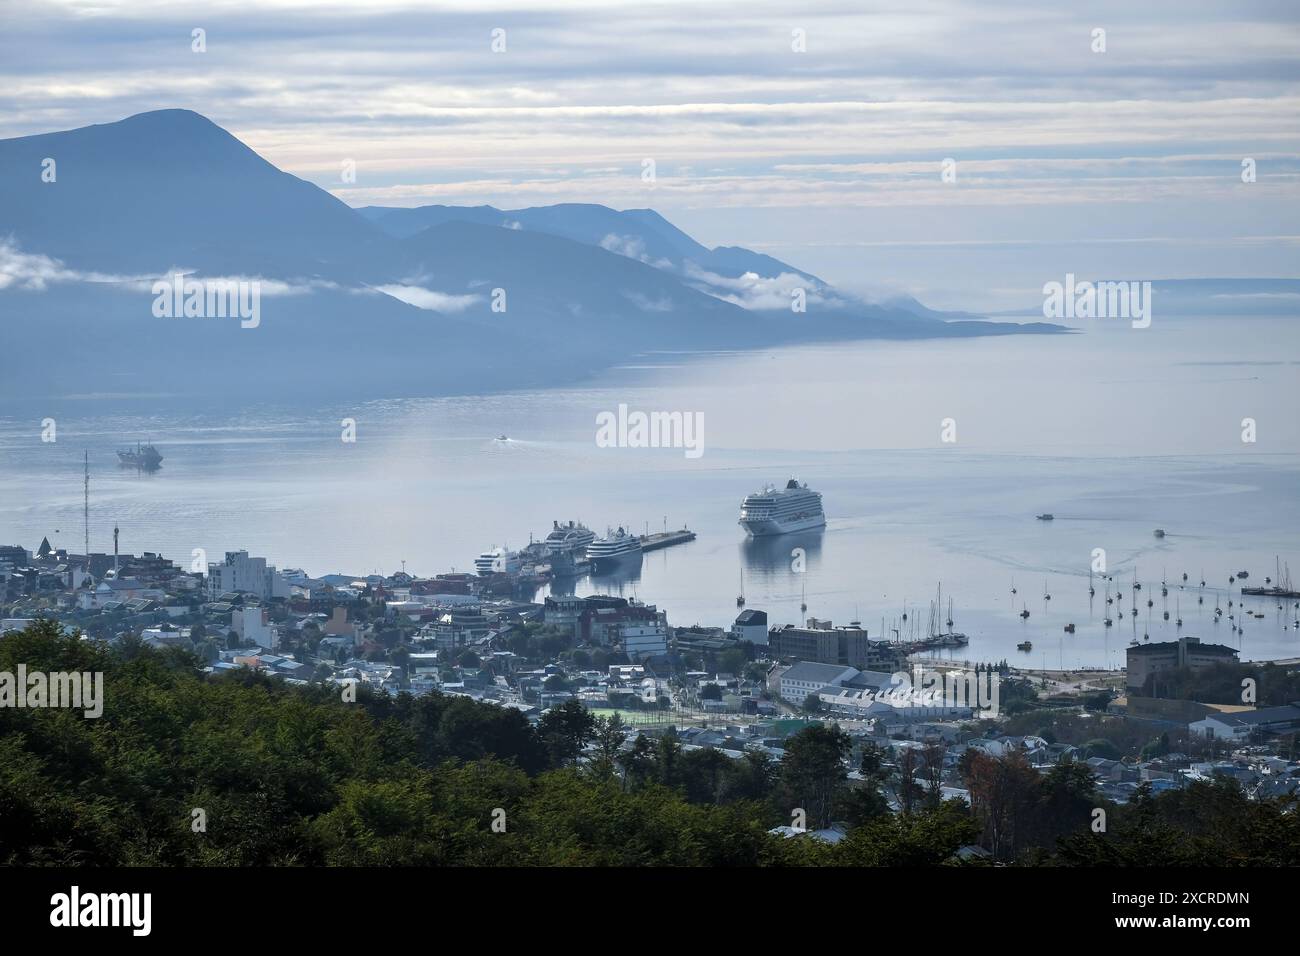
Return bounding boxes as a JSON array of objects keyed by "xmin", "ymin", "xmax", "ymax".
[
  {"xmin": 117, "ymin": 442, "xmax": 163, "ymax": 468},
  {"xmin": 1064, "ymin": 623, "xmax": 1075, "ymax": 634},
  {"xmin": 495, "ymin": 435, "xmax": 510, "ymax": 442},
  {"xmin": 1154, "ymin": 529, "xmax": 1166, "ymax": 538},
  {"xmin": 1036, "ymin": 513, "xmax": 1054, "ymax": 521},
  {"xmin": 1237, "ymin": 570, "xmax": 1249, "ymax": 579},
  {"xmin": 1017, "ymin": 640, "xmax": 1032, "ymax": 652}
]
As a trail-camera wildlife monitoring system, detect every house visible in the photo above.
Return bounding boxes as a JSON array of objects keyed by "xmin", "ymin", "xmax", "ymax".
[
  {"xmin": 1189, "ymin": 703, "xmax": 1300, "ymax": 741},
  {"xmin": 77, "ymin": 577, "xmax": 164, "ymax": 610}
]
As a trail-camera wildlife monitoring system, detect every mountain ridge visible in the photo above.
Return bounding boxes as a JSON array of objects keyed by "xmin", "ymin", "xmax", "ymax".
[{"xmin": 0, "ymin": 108, "xmax": 1069, "ymax": 401}]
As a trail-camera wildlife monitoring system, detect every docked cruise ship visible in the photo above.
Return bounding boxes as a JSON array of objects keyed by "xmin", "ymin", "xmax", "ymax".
[
  {"xmin": 738, "ymin": 478, "xmax": 826, "ymax": 536},
  {"xmin": 544, "ymin": 520, "xmax": 596, "ymax": 556},
  {"xmin": 474, "ymin": 547, "xmax": 523, "ymax": 576},
  {"xmin": 586, "ymin": 527, "xmax": 643, "ymax": 571}
]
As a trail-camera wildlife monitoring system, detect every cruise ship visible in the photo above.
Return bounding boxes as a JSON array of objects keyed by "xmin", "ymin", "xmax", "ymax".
[
  {"xmin": 474, "ymin": 547, "xmax": 523, "ymax": 576},
  {"xmin": 586, "ymin": 527, "xmax": 643, "ymax": 571},
  {"xmin": 544, "ymin": 520, "xmax": 596, "ymax": 555},
  {"xmin": 738, "ymin": 478, "xmax": 826, "ymax": 536}
]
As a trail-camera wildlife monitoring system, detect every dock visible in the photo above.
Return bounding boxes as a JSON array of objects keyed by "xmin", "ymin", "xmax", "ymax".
[
  {"xmin": 1241, "ymin": 587, "xmax": 1300, "ymax": 599},
  {"xmin": 639, "ymin": 529, "xmax": 696, "ymax": 552}
]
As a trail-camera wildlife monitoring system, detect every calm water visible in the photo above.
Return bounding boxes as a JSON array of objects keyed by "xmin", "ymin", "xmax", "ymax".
[{"xmin": 2, "ymin": 316, "xmax": 1298, "ymax": 668}]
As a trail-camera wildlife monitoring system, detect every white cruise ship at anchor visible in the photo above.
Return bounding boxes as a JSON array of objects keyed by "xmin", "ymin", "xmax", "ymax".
[{"xmin": 738, "ymin": 478, "xmax": 826, "ymax": 536}]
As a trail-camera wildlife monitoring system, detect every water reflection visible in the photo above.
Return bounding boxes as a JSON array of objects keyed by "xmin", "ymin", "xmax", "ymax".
[{"xmin": 740, "ymin": 528, "xmax": 824, "ymax": 573}]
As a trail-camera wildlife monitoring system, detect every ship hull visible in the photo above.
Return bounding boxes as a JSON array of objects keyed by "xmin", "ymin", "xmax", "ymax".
[
  {"xmin": 738, "ymin": 513, "xmax": 826, "ymax": 537},
  {"xmin": 589, "ymin": 549, "xmax": 643, "ymax": 573}
]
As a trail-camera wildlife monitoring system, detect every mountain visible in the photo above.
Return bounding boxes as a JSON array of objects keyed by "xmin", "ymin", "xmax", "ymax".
[
  {"xmin": 0, "ymin": 109, "xmax": 389, "ymax": 280},
  {"xmin": 361, "ymin": 201, "xmax": 828, "ymax": 301},
  {"xmin": 0, "ymin": 109, "xmax": 1064, "ymax": 402}
]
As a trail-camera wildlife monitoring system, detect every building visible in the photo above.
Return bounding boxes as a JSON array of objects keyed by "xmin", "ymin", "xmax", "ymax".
[
  {"xmin": 769, "ymin": 620, "xmax": 902, "ymax": 672},
  {"xmin": 430, "ymin": 605, "xmax": 490, "ymax": 651},
  {"xmin": 232, "ymin": 606, "xmax": 278, "ymax": 649},
  {"xmin": 543, "ymin": 594, "xmax": 587, "ymax": 639},
  {"xmin": 774, "ymin": 661, "xmax": 861, "ymax": 705},
  {"xmin": 1126, "ymin": 636, "xmax": 1239, "ymax": 693},
  {"xmin": 621, "ymin": 621, "xmax": 669, "ymax": 661},
  {"xmin": 732, "ymin": 609, "xmax": 768, "ymax": 644},
  {"xmin": 1189, "ymin": 703, "xmax": 1300, "ymax": 741},
  {"xmin": 207, "ymin": 551, "xmax": 292, "ymax": 600},
  {"xmin": 77, "ymin": 577, "xmax": 165, "ymax": 610}
]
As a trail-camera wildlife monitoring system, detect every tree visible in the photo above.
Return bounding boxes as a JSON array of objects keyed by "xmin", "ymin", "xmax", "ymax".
[
  {"xmin": 589, "ymin": 713, "xmax": 627, "ymax": 782},
  {"xmin": 717, "ymin": 647, "xmax": 748, "ymax": 676},
  {"xmin": 961, "ymin": 751, "xmax": 1043, "ymax": 861},
  {"xmin": 843, "ymin": 743, "xmax": 890, "ymax": 825},
  {"xmin": 655, "ymin": 731, "xmax": 682, "ymax": 787},
  {"xmin": 618, "ymin": 733, "xmax": 656, "ymax": 791},
  {"xmin": 537, "ymin": 699, "xmax": 596, "ymax": 768},
  {"xmin": 1082, "ymin": 738, "xmax": 1121, "ymax": 760},
  {"xmin": 700, "ymin": 683, "xmax": 722, "ymax": 701},
  {"xmin": 780, "ymin": 724, "xmax": 851, "ymax": 830},
  {"xmin": 802, "ymin": 692, "xmax": 823, "ymax": 714},
  {"xmin": 542, "ymin": 674, "xmax": 570, "ymax": 693}
]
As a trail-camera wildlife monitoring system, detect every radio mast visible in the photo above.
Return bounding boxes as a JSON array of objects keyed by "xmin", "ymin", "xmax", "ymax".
[{"xmin": 83, "ymin": 450, "xmax": 89, "ymax": 557}]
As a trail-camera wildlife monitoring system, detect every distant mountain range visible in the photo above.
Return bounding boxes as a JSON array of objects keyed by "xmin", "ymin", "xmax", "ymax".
[{"xmin": 0, "ymin": 109, "xmax": 1081, "ymax": 401}]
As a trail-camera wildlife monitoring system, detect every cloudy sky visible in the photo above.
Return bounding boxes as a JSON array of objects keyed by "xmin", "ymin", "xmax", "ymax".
[{"xmin": 2, "ymin": 0, "xmax": 1297, "ymax": 309}]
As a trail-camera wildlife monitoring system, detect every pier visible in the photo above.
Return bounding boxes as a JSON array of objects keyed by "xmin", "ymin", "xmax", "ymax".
[{"xmin": 639, "ymin": 529, "xmax": 696, "ymax": 552}]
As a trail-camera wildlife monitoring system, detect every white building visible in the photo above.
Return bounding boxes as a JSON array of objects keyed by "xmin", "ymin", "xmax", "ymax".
[
  {"xmin": 621, "ymin": 622, "xmax": 668, "ymax": 661},
  {"xmin": 1189, "ymin": 704, "xmax": 1300, "ymax": 741},
  {"xmin": 207, "ymin": 551, "xmax": 291, "ymax": 600},
  {"xmin": 775, "ymin": 661, "xmax": 860, "ymax": 705},
  {"xmin": 232, "ymin": 606, "xmax": 278, "ymax": 649},
  {"xmin": 732, "ymin": 609, "xmax": 768, "ymax": 645}
]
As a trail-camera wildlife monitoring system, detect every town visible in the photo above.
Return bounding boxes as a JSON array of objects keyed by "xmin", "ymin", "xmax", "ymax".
[{"xmin": 4, "ymin": 529, "xmax": 1298, "ymax": 854}]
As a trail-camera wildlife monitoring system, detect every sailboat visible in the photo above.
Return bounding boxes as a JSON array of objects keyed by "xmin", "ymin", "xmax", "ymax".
[
  {"xmin": 928, "ymin": 584, "xmax": 968, "ymax": 646},
  {"xmin": 800, "ymin": 579, "xmax": 807, "ymax": 613},
  {"xmin": 736, "ymin": 569, "xmax": 745, "ymax": 607}
]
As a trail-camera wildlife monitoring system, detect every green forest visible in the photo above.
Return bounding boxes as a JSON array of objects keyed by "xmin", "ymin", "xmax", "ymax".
[{"xmin": 1, "ymin": 620, "xmax": 1296, "ymax": 866}]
